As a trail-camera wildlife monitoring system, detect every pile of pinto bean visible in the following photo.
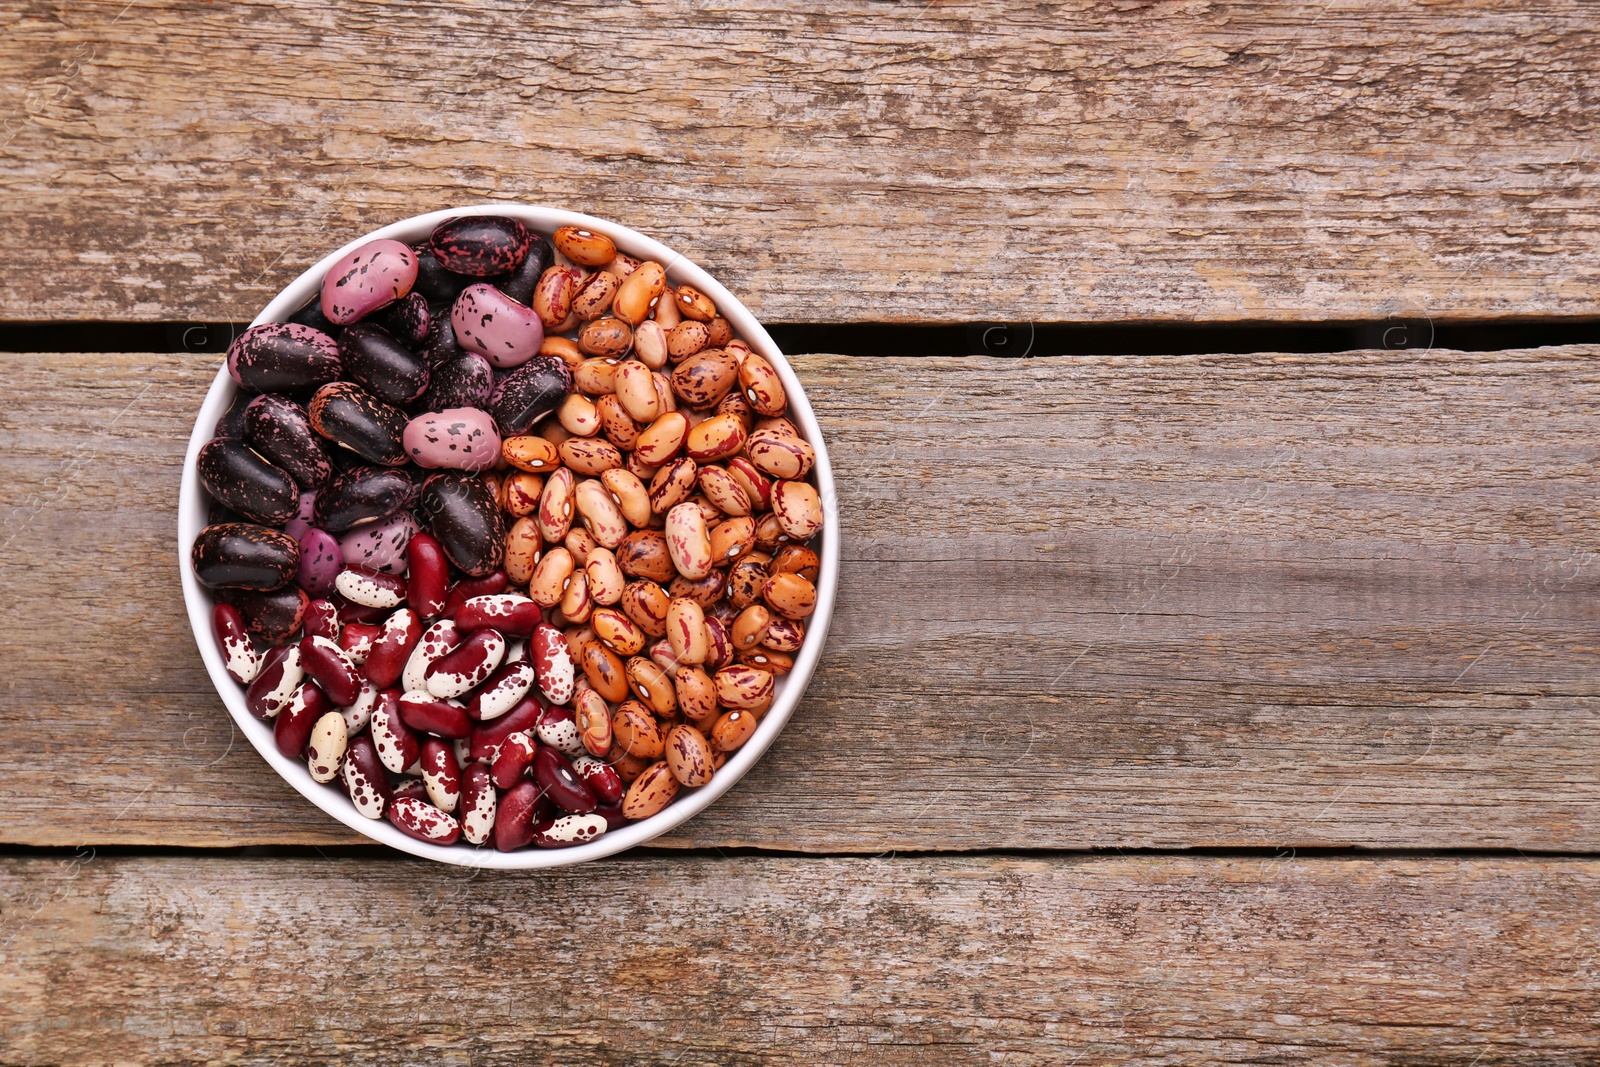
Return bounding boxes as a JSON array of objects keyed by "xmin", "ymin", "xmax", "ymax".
[{"xmin": 192, "ymin": 215, "xmax": 824, "ymax": 851}]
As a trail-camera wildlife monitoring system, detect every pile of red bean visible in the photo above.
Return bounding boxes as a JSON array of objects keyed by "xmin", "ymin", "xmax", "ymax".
[{"xmin": 193, "ymin": 215, "xmax": 824, "ymax": 851}]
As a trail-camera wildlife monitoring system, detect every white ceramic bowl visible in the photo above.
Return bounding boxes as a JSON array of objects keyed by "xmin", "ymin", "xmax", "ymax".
[{"xmin": 178, "ymin": 204, "xmax": 838, "ymax": 867}]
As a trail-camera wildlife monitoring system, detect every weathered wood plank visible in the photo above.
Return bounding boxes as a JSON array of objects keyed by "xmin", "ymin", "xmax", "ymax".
[
  {"xmin": 3, "ymin": 349, "xmax": 1598, "ymax": 849},
  {"xmin": 2, "ymin": 1, "xmax": 1598, "ymax": 324},
  {"xmin": 1, "ymin": 854, "xmax": 1597, "ymax": 1064}
]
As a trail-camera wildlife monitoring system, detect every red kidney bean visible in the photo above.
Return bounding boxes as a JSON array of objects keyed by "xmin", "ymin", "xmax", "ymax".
[
  {"xmin": 490, "ymin": 730, "xmax": 539, "ymax": 789},
  {"xmin": 362, "ymin": 608, "xmax": 421, "ymax": 688},
  {"xmin": 533, "ymin": 746, "xmax": 597, "ymax": 814},
  {"xmin": 388, "ymin": 795, "xmax": 462, "ymax": 845},
  {"xmin": 219, "ymin": 584, "xmax": 310, "ymax": 643},
  {"xmin": 425, "ymin": 628, "xmax": 506, "ymax": 699},
  {"xmin": 333, "ymin": 593, "xmax": 388, "ymax": 626},
  {"xmin": 303, "ymin": 598, "xmax": 341, "ymax": 641},
  {"xmin": 397, "ymin": 691, "xmax": 472, "ymax": 739},
  {"xmin": 593, "ymin": 804, "xmax": 628, "ymax": 832},
  {"xmin": 340, "ymin": 734, "xmax": 391, "ymax": 820},
  {"xmin": 440, "ymin": 569, "xmax": 510, "ymax": 618},
  {"xmin": 246, "ymin": 644, "xmax": 304, "ymax": 720},
  {"xmin": 405, "ymin": 531, "xmax": 450, "ymax": 619},
  {"xmin": 338, "ymin": 620, "xmax": 381, "ymax": 665},
  {"xmin": 535, "ymin": 704, "xmax": 586, "ymax": 758},
  {"xmin": 465, "ymin": 657, "xmax": 535, "ymax": 721},
  {"xmin": 212, "ymin": 602, "xmax": 261, "ymax": 685},
  {"xmin": 371, "ymin": 689, "xmax": 421, "ymax": 774},
  {"xmin": 455, "ymin": 593, "xmax": 541, "ymax": 636},
  {"xmin": 468, "ymin": 695, "xmax": 544, "ymax": 763},
  {"xmin": 334, "ymin": 566, "xmax": 407, "ymax": 609},
  {"xmin": 299, "ymin": 634, "xmax": 363, "ymax": 707},
  {"xmin": 572, "ymin": 755, "xmax": 625, "ymax": 806},
  {"xmin": 338, "ymin": 681, "xmax": 378, "ymax": 733},
  {"xmin": 402, "ymin": 619, "xmax": 460, "ymax": 692},
  {"xmin": 493, "ymin": 780, "xmax": 550, "ymax": 852},
  {"xmin": 420, "ymin": 738, "xmax": 462, "ymax": 813},
  {"xmin": 532, "ymin": 812, "xmax": 607, "ymax": 848},
  {"xmin": 459, "ymin": 763, "xmax": 497, "ymax": 845},
  {"xmin": 531, "ymin": 623, "xmax": 576, "ymax": 704},
  {"xmin": 273, "ymin": 681, "xmax": 329, "ymax": 758}
]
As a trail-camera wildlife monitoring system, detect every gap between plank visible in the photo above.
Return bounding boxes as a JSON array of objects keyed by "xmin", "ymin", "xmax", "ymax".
[
  {"xmin": 1, "ymin": 844, "xmax": 1594, "ymax": 862},
  {"xmin": 3, "ymin": 319, "xmax": 1599, "ymax": 357}
]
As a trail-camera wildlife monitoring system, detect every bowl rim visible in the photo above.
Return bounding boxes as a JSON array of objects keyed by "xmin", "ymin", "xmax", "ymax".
[{"xmin": 178, "ymin": 203, "xmax": 839, "ymax": 867}]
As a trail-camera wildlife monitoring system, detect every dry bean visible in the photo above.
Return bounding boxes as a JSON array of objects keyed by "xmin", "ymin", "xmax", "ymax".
[
  {"xmin": 573, "ymin": 357, "xmax": 618, "ymax": 395},
  {"xmin": 601, "ymin": 468, "xmax": 652, "ymax": 529},
  {"xmin": 648, "ymin": 457, "xmax": 698, "ymax": 513},
  {"xmin": 763, "ymin": 571, "xmax": 817, "ymax": 619},
  {"xmin": 532, "ymin": 265, "xmax": 582, "ymax": 331},
  {"xmin": 685, "ymin": 412, "xmax": 747, "ymax": 464},
  {"xmin": 670, "ymin": 349, "xmax": 737, "ymax": 407},
  {"xmin": 620, "ymin": 580, "xmax": 671, "ymax": 638},
  {"xmin": 771, "ymin": 479, "xmax": 825, "ymax": 540},
  {"xmin": 698, "ymin": 466, "xmax": 751, "ymax": 516},
  {"xmin": 559, "ymin": 436, "xmax": 623, "ymax": 476},
  {"xmin": 571, "ymin": 271, "xmax": 619, "ymax": 320},
  {"xmin": 621, "ymin": 760, "xmax": 680, "ymax": 819},
  {"xmin": 745, "ymin": 428, "xmax": 815, "ymax": 479},
  {"xmin": 535, "ymin": 467, "xmax": 576, "ymax": 543},
  {"xmin": 738, "ymin": 646, "xmax": 794, "ymax": 674},
  {"xmin": 596, "ymin": 394, "xmax": 642, "ymax": 450},
  {"xmin": 731, "ymin": 604, "xmax": 771, "ymax": 651},
  {"xmin": 673, "ymin": 285, "xmax": 716, "ymax": 322},
  {"xmin": 738, "ymin": 352, "xmax": 788, "ymax": 416},
  {"xmin": 560, "ymin": 569, "xmax": 593, "ymax": 623},
  {"xmin": 769, "ymin": 544, "xmax": 820, "ymax": 582},
  {"xmin": 501, "ymin": 471, "xmax": 544, "ymax": 517},
  {"xmin": 710, "ymin": 708, "xmax": 759, "ymax": 752},
  {"xmin": 665, "ymin": 724, "xmax": 715, "ymax": 787},
  {"xmin": 664, "ymin": 502, "xmax": 713, "ymax": 580},
  {"xmin": 709, "ymin": 515, "xmax": 757, "ymax": 564},
  {"xmin": 611, "ymin": 701, "xmax": 664, "ymax": 758},
  {"xmin": 717, "ymin": 390, "xmax": 754, "ymax": 431},
  {"xmin": 667, "ymin": 320, "xmax": 709, "ymax": 361},
  {"xmin": 669, "ymin": 569, "xmax": 724, "ymax": 608},
  {"xmin": 503, "ymin": 434, "xmax": 559, "ymax": 472},
  {"xmin": 626, "ymin": 656, "xmax": 677, "ymax": 716},
  {"xmin": 579, "ymin": 316, "xmax": 632, "ymax": 357},
  {"xmin": 647, "ymin": 638, "xmax": 682, "ymax": 673},
  {"xmin": 539, "ymin": 335, "xmax": 583, "ymax": 363},
  {"xmin": 528, "ymin": 546, "xmax": 575, "ymax": 607},
  {"xmin": 581, "ymin": 641, "xmax": 630, "ymax": 702},
  {"xmin": 616, "ymin": 528, "xmax": 677, "ymax": 583},
  {"xmin": 652, "ymin": 285, "xmax": 682, "ymax": 328},
  {"xmin": 635, "ymin": 411, "xmax": 688, "ymax": 467},
  {"xmin": 613, "ymin": 260, "xmax": 666, "ymax": 325},
  {"xmin": 634, "ymin": 319, "xmax": 669, "ymax": 369},
  {"xmin": 584, "ymin": 547, "xmax": 625, "ymax": 605},
  {"xmin": 614, "ymin": 360, "xmax": 661, "ymax": 423},
  {"xmin": 553, "ymin": 225, "xmax": 616, "ymax": 266},
  {"xmin": 753, "ymin": 512, "xmax": 788, "ymax": 551},
  {"xmin": 591, "ymin": 607, "xmax": 647, "ymax": 656},
  {"xmin": 727, "ymin": 557, "xmax": 771, "ymax": 609},
  {"xmin": 573, "ymin": 688, "xmax": 613, "ymax": 756},
  {"xmin": 538, "ymin": 419, "xmax": 571, "ymax": 446},
  {"xmin": 666, "ymin": 598, "xmax": 709, "ymax": 665},
  {"xmin": 762, "ymin": 616, "xmax": 805, "ymax": 652},
  {"xmin": 626, "ymin": 451, "xmax": 660, "ymax": 483},
  {"xmin": 557, "ymin": 394, "xmax": 601, "ymax": 437},
  {"xmin": 673, "ymin": 665, "xmax": 717, "ymax": 724},
  {"xmin": 563, "ymin": 524, "xmax": 598, "ymax": 565},
  {"xmin": 503, "ymin": 516, "xmax": 542, "ymax": 584},
  {"xmin": 706, "ymin": 316, "xmax": 733, "ymax": 347},
  {"xmin": 713, "ymin": 663, "xmax": 774, "ymax": 709}
]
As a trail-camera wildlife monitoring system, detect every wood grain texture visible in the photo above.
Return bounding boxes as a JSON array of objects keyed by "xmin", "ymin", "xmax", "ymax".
[
  {"xmin": 1, "ymin": 854, "xmax": 1598, "ymax": 1064},
  {"xmin": 4, "ymin": 349, "xmax": 1599, "ymax": 850},
  {"xmin": 2, "ymin": 1, "xmax": 1598, "ymax": 324}
]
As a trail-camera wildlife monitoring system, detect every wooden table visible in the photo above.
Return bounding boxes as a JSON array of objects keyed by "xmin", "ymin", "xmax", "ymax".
[{"xmin": 4, "ymin": 2, "xmax": 1599, "ymax": 1062}]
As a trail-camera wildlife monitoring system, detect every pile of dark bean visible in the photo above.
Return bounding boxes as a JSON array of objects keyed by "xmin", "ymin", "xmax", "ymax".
[{"xmin": 193, "ymin": 215, "xmax": 825, "ymax": 851}]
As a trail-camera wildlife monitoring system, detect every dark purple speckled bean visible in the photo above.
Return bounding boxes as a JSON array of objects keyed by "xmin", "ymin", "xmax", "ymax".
[
  {"xmin": 339, "ymin": 510, "xmax": 419, "ymax": 574},
  {"xmin": 191, "ymin": 523, "xmax": 301, "ymax": 591},
  {"xmin": 493, "ymin": 231, "xmax": 554, "ymax": 304},
  {"xmin": 245, "ymin": 394, "xmax": 333, "ymax": 490},
  {"xmin": 313, "ymin": 466, "xmax": 419, "ymax": 535},
  {"xmin": 430, "ymin": 215, "xmax": 531, "ymax": 278},
  {"xmin": 227, "ymin": 323, "xmax": 341, "ymax": 394},
  {"xmin": 378, "ymin": 291, "xmax": 431, "ymax": 347},
  {"xmin": 488, "ymin": 355, "xmax": 572, "ymax": 435},
  {"xmin": 419, "ymin": 472, "xmax": 506, "ymax": 578},
  {"xmin": 337, "ymin": 323, "xmax": 431, "ymax": 406},
  {"xmin": 196, "ymin": 439, "xmax": 300, "ymax": 526},
  {"xmin": 419, "ymin": 351, "xmax": 494, "ymax": 412},
  {"xmin": 307, "ymin": 382, "xmax": 410, "ymax": 467}
]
